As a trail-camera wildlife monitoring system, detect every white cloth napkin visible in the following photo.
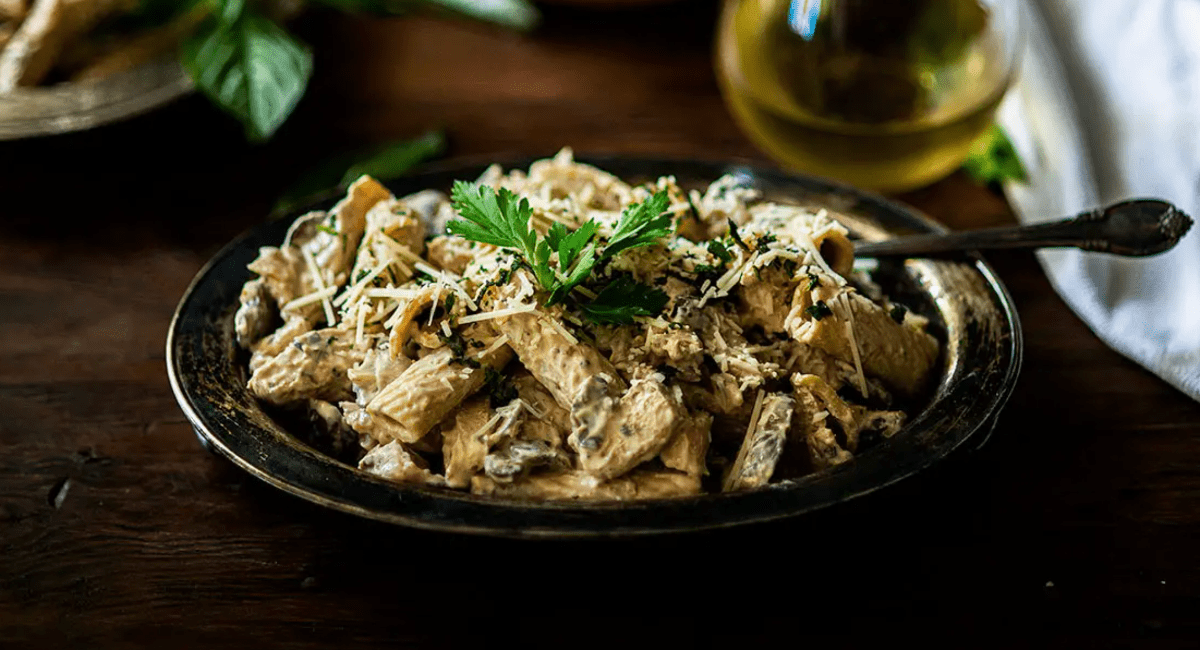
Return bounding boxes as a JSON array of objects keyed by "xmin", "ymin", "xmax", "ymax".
[{"xmin": 997, "ymin": 0, "xmax": 1200, "ymax": 400}]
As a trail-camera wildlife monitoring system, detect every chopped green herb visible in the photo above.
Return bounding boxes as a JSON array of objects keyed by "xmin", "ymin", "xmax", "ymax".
[
  {"xmin": 806, "ymin": 300, "xmax": 833, "ymax": 320},
  {"xmin": 316, "ymin": 224, "xmax": 338, "ymax": 236},
  {"xmin": 439, "ymin": 330, "xmax": 482, "ymax": 368},
  {"xmin": 728, "ymin": 219, "xmax": 750, "ymax": 251},
  {"xmin": 484, "ymin": 366, "xmax": 518, "ymax": 408},
  {"xmin": 707, "ymin": 239, "xmax": 733, "ymax": 263},
  {"xmin": 807, "ymin": 272, "xmax": 821, "ymax": 291}
]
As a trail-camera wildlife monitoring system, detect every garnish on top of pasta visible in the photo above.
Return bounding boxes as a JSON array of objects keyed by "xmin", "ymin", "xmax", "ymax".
[{"xmin": 234, "ymin": 149, "xmax": 940, "ymax": 500}]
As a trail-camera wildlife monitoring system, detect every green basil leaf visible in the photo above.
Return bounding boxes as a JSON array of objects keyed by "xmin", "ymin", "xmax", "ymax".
[{"xmin": 181, "ymin": 8, "xmax": 312, "ymax": 142}]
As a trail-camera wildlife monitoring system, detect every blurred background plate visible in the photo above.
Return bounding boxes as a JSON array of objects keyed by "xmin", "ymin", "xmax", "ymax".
[{"xmin": 0, "ymin": 54, "xmax": 191, "ymax": 140}]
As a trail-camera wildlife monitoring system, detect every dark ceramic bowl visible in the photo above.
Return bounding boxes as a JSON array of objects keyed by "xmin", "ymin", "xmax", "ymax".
[{"xmin": 166, "ymin": 156, "xmax": 1022, "ymax": 538}]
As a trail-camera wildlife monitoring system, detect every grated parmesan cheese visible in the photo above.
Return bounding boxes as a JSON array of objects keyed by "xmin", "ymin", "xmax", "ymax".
[
  {"xmin": 745, "ymin": 390, "xmax": 766, "ymax": 439},
  {"xmin": 840, "ymin": 293, "xmax": 868, "ymax": 398},
  {"xmin": 470, "ymin": 412, "xmax": 504, "ymax": 443},
  {"xmin": 518, "ymin": 398, "xmax": 545, "ymax": 420},
  {"xmin": 336, "ymin": 259, "xmax": 393, "ymax": 307},
  {"xmin": 364, "ymin": 287, "xmax": 422, "ymax": 299},
  {"xmin": 472, "ymin": 334, "xmax": 510, "ymax": 361},
  {"xmin": 300, "ymin": 247, "xmax": 338, "ymax": 326},
  {"xmin": 547, "ymin": 316, "xmax": 579, "ymax": 345},
  {"xmin": 355, "ymin": 300, "xmax": 368, "ymax": 348},
  {"xmin": 282, "ymin": 285, "xmax": 337, "ymax": 311},
  {"xmin": 457, "ymin": 302, "xmax": 537, "ymax": 324},
  {"xmin": 427, "ymin": 286, "xmax": 442, "ymax": 327}
]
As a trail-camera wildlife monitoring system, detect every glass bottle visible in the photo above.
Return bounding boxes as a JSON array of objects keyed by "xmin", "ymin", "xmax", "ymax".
[{"xmin": 716, "ymin": 0, "xmax": 1024, "ymax": 193}]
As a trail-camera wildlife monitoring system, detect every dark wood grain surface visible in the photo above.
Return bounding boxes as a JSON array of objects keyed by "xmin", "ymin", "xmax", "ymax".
[{"xmin": 3, "ymin": 2, "xmax": 1199, "ymax": 647}]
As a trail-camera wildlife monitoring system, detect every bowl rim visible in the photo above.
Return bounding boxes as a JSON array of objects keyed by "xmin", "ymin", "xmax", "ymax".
[{"xmin": 166, "ymin": 154, "xmax": 1023, "ymax": 538}]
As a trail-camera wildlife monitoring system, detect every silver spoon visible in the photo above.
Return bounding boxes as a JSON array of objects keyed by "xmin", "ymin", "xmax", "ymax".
[{"xmin": 854, "ymin": 199, "xmax": 1193, "ymax": 258}]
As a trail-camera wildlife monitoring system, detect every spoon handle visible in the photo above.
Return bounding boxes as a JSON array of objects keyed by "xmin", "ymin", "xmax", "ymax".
[{"xmin": 855, "ymin": 199, "xmax": 1193, "ymax": 258}]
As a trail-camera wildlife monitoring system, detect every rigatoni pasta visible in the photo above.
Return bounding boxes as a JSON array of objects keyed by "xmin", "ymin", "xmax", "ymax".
[{"xmin": 234, "ymin": 149, "xmax": 940, "ymax": 501}]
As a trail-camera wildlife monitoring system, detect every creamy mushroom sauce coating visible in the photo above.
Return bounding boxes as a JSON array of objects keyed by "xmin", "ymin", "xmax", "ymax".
[{"xmin": 235, "ymin": 149, "xmax": 941, "ymax": 501}]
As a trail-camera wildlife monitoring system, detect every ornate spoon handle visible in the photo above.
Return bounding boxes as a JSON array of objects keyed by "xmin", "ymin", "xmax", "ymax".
[{"xmin": 855, "ymin": 199, "xmax": 1193, "ymax": 258}]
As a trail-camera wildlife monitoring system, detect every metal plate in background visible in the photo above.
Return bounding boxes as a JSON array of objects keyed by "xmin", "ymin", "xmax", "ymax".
[
  {"xmin": 0, "ymin": 55, "xmax": 191, "ymax": 140},
  {"xmin": 166, "ymin": 156, "xmax": 1023, "ymax": 538}
]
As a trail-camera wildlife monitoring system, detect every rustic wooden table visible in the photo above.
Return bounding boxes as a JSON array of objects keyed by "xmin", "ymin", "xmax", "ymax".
[{"xmin": 2, "ymin": 2, "xmax": 1198, "ymax": 646}]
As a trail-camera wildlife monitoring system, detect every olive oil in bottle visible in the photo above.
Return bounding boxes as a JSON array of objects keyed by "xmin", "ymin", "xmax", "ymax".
[{"xmin": 716, "ymin": 0, "xmax": 1018, "ymax": 193}]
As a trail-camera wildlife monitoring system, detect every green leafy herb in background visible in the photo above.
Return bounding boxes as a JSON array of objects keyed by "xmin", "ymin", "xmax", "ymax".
[
  {"xmin": 152, "ymin": 0, "xmax": 539, "ymax": 141},
  {"xmin": 182, "ymin": 5, "xmax": 312, "ymax": 141},
  {"xmin": 963, "ymin": 123, "xmax": 1027, "ymax": 186},
  {"xmin": 272, "ymin": 130, "xmax": 446, "ymax": 216}
]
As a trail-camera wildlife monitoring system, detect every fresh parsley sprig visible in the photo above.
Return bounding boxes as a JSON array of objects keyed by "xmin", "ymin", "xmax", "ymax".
[{"xmin": 447, "ymin": 183, "xmax": 672, "ymax": 324}]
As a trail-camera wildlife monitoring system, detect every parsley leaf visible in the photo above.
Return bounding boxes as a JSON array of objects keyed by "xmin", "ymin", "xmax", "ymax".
[
  {"xmin": 547, "ymin": 241, "xmax": 597, "ymax": 306},
  {"xmin": 580, "ymin": 276, "xmax": 669, "ymax": 325},
  {"xmin": 546, "ymin": 220, "xmax": 598, "ymax": 271},
  {"xmin": 448, "ymin": 181, "xmax": 548, "ymax": 275},
  {"xmin": 963, "ymin": 123, "xmax": 1027, "ymax": 186},
  {"xmin": 602, "ymin": 191, "xmax": 673, "ymax": 260}
]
